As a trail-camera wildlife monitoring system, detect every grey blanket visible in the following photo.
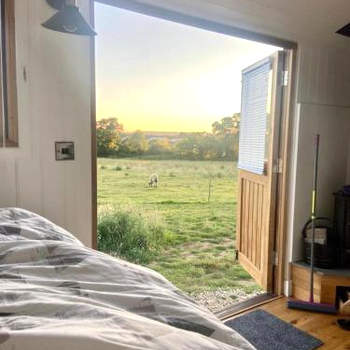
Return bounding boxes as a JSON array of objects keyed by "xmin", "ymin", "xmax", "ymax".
[{"xmin": 0, "ymin": 208, "xmax": 255, "ymax": 350}]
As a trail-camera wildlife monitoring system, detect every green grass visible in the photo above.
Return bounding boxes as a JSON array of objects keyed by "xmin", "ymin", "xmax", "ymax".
[
  {"xmin": 98, "ymin": 158, "xmax": 260, "ymax": 295},
  {"xmin": 97, "ymin": 208, "xmax": 169, "ymax": 265}
]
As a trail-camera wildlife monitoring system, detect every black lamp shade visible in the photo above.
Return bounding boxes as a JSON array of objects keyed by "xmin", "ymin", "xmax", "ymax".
[
  {"xmin": 336, "ymin": 23, "xmax": 350, "ymax": 38},
  {"xmin": 42, "ymin": 4, "xmax": 97, "ymax": 36}
]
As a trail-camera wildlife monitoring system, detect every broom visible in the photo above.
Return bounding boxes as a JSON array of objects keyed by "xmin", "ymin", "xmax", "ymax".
[{"xmin": 287, "ymin": 134, "xmax": 337, "ymax": 314}]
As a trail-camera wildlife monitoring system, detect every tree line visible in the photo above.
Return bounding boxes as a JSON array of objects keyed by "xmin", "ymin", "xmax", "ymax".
[{"xmin": 96, "ymin": 114, "xmax": 240, "ymax": 161}]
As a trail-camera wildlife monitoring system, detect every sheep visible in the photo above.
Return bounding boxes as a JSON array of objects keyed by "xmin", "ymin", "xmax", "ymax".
[{"xmin": 148, "ymin": 174, "xmax": 158, "ymax": 188}]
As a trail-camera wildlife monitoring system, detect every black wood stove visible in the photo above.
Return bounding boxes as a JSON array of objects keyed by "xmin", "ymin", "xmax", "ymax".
[{"xmin": 333, "ymin": 191, "xmax": 350, "ymax": 268}]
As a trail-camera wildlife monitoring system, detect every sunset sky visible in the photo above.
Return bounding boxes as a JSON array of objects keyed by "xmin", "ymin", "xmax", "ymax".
[{"xmin": 95, "ymin": 3, "xmax": 279, "ymax": 132}]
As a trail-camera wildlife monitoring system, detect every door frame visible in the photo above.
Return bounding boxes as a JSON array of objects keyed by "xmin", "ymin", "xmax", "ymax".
[
  {"xmin": 90, "ymin": 0, "xmax": 97, "ymax": 250},
  {"xmin": 90, "ymin": 0, "xmax": 298, "ymax": 296},
  {"xmin": 273, "ymin": 48, "xmax": 297, "ymax": 295}
]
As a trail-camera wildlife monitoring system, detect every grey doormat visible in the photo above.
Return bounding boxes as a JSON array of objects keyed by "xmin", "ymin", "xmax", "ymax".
[{"xmin": 225, "ymin": 309, "xmax": 323, "ymax": 350}]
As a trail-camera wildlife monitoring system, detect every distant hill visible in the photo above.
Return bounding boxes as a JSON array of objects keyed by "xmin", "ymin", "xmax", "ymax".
[{"xmin": 122, "ymin": 131, "xmax": 196, "ymax": 144}]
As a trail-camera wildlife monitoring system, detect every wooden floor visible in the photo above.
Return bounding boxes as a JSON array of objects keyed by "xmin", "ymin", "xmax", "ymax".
[{"xmin": 226, "ymin": 297, "xmax": 350, "ymax": 350}]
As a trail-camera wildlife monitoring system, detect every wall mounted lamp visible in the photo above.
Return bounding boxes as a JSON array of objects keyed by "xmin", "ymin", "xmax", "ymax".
[{"xmin": 42, "ymin": 0, "xmax": 97, "ymax": 36}]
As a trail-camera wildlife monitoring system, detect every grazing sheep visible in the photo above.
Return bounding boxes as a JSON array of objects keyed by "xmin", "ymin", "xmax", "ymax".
[{"xmin": 148, "ymin": 174, "xmax": 158, "ymax": 188}]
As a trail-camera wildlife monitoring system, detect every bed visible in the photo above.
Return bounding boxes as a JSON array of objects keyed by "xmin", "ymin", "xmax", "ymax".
[{"xmin": 0, "ymin": 208, "xmax": 255, "ymax": 350}]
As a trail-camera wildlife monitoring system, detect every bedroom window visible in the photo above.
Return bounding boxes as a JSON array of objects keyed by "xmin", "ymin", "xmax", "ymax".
[{"xmin": 0, "ymin": 0, "xmax": 18, "ymax": 148}]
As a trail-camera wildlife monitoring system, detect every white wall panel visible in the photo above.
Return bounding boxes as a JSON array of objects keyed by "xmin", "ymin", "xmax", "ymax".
[
  {"xmin": 0, "ymin": 0, "xmax": 93, "ymax": 247},
  {"xmin": 0, "ymin": 159, "xmax": 17, "ymax": 207},
  {"xmin": 291, "ymin": 104, "xmax": 350, "ymax": 261},
  {"xmin": 15, "ymin": 160, "xmax": 42, "ymax": 213},
  {"xmin": 285, "ymin": 46, "xmax": 350, "ymax": 264},
  {"xmin": 297, "ymin": 47, "xmax": 350, "ymax": 107}
]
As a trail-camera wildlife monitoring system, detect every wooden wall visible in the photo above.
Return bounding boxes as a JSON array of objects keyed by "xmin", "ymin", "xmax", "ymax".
[
  {"xmin": 286, "ymin": 47, "xmax": 350, "ymax": 268},
  {"xmin": 297, "ymin": 47, "xmax": 350, "ymax": 107},
  {"xmin": 0, "ymin": 0, "xmax": 94, "ymax": 246}
]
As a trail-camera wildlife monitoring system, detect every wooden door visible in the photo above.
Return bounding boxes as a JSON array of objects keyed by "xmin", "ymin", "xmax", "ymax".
[{"xmin": 236, "ymin": 51, "xmax": 285, "ymax": 291}]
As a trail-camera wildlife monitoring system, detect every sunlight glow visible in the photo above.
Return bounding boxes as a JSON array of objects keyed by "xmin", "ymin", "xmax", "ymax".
[{"xmin": 95, "ymin": 3, "xmax": 279, "ymax": 132}]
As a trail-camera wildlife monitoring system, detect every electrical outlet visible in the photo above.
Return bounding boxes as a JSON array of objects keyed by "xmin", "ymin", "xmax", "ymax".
[{"xmin": 55, "ymin": 141, "xmax": 75, "ymax": 161}]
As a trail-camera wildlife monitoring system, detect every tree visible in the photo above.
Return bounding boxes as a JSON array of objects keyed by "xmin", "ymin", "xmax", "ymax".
[
  {"xmin": 121, "ymin": 131, "xmax": 149, "ymax": 155},
  {"xmin": 211, "ymin": 113, "xmax": 240, "ymax": 161},
  {"xmin": 149, "ymin": 138, "xmax": 173, "ymax": 155},
  {"xmin": 212, "ymin": 121, "xmax": 224, "ymax": 135},
  {"xmin": 175, "ymin": 133, "xmax": 203, "ymax": 160},
  {"xmin": 96, "ymin": 118, "xmax": 123, "ymax": 157},
  {"xmin": 212, "ymin": 113, "xmax": 240, "ymax": 135}
]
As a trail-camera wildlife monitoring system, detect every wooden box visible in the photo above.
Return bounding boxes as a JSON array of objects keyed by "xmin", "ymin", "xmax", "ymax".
[
  {"xmin": 339, "ymin": 291, "xmax": 350, "ymax": 315},
  {"xmin": 291, "ymin": 262, "xmax": 350, "ymax": 305}
]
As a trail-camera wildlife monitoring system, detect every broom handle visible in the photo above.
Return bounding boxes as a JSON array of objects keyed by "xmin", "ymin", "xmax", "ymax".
[{"xmin": 310, "ymin": 134, "xmax": 320, "ymax": 303}]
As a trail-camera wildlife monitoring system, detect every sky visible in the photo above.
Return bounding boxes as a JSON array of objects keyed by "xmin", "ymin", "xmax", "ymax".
[{"xmin": 95, "ymin": 3, "xmax": 279, "ymax": 132}]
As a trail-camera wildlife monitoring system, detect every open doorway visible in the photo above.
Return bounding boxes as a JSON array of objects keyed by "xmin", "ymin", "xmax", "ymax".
[{"xmin": 93, "ymin": 1, "xmax": 293, "ymax": 314}]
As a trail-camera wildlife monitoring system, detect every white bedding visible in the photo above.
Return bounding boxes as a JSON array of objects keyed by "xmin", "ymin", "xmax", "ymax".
[{"xmin": 0, "ymin": 208, "xmax": 255, "ymax": 350}]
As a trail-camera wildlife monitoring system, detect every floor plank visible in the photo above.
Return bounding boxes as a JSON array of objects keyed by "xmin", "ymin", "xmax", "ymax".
[{"xmin": 226, "ymin": 297, "xmax": 350, "ymax": 350}]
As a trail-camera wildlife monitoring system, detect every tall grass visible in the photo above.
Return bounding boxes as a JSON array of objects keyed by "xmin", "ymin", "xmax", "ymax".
[
  {"xmin": 97, "ymin": 206, "xmax": 171, "ymax": 264},
  {"xmin": 97, "ymin": 159, "xmax": 258, "ymax": 295}
]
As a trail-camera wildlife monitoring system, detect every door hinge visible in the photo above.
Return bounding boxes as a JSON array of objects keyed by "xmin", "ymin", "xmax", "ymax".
[
  {"xmin": 282, "ymin": 70, "xmax": 289, "ymax": 86},
  {"xmin": 273, "ymin": 251, "xmax": 278, "ymax": 266},
  {"xmin": 273, "ymin": 158, "xmax": 283, "ymax": 174}
]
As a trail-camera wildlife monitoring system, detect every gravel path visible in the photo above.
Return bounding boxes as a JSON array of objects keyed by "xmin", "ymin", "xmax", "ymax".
[{"xmin": 190, "ymin": 288, "xmax": 263, "ymax": 314}]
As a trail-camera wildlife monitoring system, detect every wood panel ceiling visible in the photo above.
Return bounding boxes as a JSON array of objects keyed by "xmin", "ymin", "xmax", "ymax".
[{"xmin": 106, "ymin": 0, "xmax": 350, "ymax": 48}]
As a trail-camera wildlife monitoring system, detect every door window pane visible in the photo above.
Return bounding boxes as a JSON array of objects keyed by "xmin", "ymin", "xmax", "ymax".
[{"xmin": 238, "ymin": 59, "xmax": 271, "ymax": 175}]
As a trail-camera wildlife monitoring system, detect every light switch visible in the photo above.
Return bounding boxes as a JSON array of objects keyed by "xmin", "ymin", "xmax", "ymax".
[{"xmin": 55, "ymin": 142, "xmax": 75, "ymax": 161}]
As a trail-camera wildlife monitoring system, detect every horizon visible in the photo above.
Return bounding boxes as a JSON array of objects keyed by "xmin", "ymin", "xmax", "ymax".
[
  {"xmin": 95, "ymin": 3, "xmax": 279, "ymax": 133},
  {"xmin": 121, "ymin": 130, "xmax": 211, "ymax": 135}
]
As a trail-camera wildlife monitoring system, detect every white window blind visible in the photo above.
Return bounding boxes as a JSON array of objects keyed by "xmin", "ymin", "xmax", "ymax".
[{"xmin": 238, "ymin": 60, "xmax": 271, "ymax": 175}]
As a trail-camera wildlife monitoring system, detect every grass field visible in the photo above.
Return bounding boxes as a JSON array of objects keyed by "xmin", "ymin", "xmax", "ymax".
[{"xmin": 97, "ymin": 158, "xmax": 259, "ymax": 296}]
